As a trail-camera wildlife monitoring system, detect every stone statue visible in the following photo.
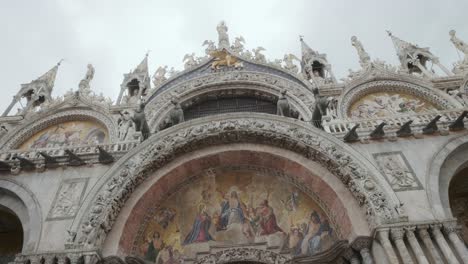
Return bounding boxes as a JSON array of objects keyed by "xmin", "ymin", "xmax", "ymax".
[
  {"xmin": 152, "ymin": 66, "xmax": 167, "ymax": 88},
  {"xmin": 117, "ymin": 110, "xmax": 136, "ymax": 141},
  {"xmin": 183, "ymin": 53, "xmax": 199, "ymax": 69},
  {"xmin": 210, "ymin": 50, "xmax": 243, "ymax": 70},
  {"xmin": 311, "ymin": 88, "xmax": 329, "ymax": 129},
  {"xmin": 78, "ymin": 64, "xmax": 95, "ymax": 94},
  {"xmin": 132, "ymin": 103, "xmax": 150, "ymax": 140},
  {"xmin": 168, "ymin": 67, "xmax": 179, "ymax": 77},
  {"xmin": 169, "ymin": 99, "xmax": 185, "ymax": 125},
  {"xmin": 203, "ymin": 40, "xmax": 216, "ymax": 56},
  {"xmin": 283, "ymin": 54, "xmax": 300, "ymax": 73},
  {"xmin": 217, "ymin": 21, "xmax": 230, "ymax": 48},
  {"xmin": 276, "ymin": 90, "xmax": 290, "ymax": 117},
  {"xmin": 449, "ymin": 30, "xmax": 468, "ymax": 65},
  {"xmin": 351, "ymin": 36, "xmax": 371, "ymax": 67},
  {"xmin": 252, "ymin": 47, "xmax": 266, "ymax": 63},
  {"xmin": 448, "ymin": 88, "xmax": 468, "ymax": 106},
  {"xmin": 231, "ymin": 36, "xmax": 245, "ymax": 54},
  {"xmin": 241, "ymin": 49, "xmax": 253, "ymax": 60}
]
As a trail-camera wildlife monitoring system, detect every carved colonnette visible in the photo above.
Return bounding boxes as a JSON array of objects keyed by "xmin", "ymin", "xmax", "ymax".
[{"xmin": 70, "ymin": 113, "xmax": 403, "ymax": 251}]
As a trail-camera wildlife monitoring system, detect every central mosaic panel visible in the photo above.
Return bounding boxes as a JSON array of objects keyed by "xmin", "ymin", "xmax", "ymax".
[
  {"xmin": 134, "ymin": 167, "xmax": 336, "ymax": 263},
  {"xmin": 349, "ymin": 91, "xmax": 439, "ymax": 119}
]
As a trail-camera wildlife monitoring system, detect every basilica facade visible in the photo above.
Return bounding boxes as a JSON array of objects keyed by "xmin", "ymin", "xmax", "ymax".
[{"xmin": 1, "ymin": 22, "xmax": 468, "ymax": 264}]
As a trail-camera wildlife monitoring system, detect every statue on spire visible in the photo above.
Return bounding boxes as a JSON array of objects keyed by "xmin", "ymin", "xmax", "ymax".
[
  {"xmin": 217, "ymin": 21, "xmax": 230, "ymax": 49},
  {"xmin": 449, "ymin": 30, "xmax": 468, "ymax": 74},
  {"xmin": 78, "ymin": 64, "xmax": 95, "ymax": 95},
  {"xmin": 351, "ymin": 36, "xmax": 371, "ymax": 67}
]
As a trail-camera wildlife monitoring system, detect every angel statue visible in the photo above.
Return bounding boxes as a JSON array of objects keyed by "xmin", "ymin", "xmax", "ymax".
[
  {"xmin": 450, "ymin": 30, "xmax": 468, "ymax": 66},
  {"xmin": 252, "ymin": 47, "xmax": 266, "ymax": 63},
  {"xmin": 152, "ymin": 66, "xmax": 167, "ymax": 88},
  {"xmin": 168, "ymin": 67, "xmax": 179, "ymax": 78},
  {"xmin": 78, "ymin": 64, "xmax": 95, "ymax": 94},
  {"xmin": 283, "ymin": 54, "xmax": 300, "ymax": 73},
  {"xmin": 183, "ymin": 53, "xmax": 198, "ymax": 69},
  {"xmin": 231, "ymin": 36, "xmax": 245, "ymax": 54},
  {"xmin": 202, "ymin": 40, "xmax": 216, "ymax": 56}
]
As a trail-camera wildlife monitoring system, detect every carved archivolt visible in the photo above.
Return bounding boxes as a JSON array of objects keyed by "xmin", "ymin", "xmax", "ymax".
[
  {"xmin": 195, "ymin": 248, "xmax": 289, "ymax": 264},
  {"xmin": 144, "ymin": 71, "xmax": 316, "ymax": 129},
  {"xmin": 0, "ymin": 109, "xmax": 118, "ymax": 150},
  {"xmin": 72, "ymin": 113, "xmax": 402, "ymax": 249},
  {"xmin": 339, "ymin": 80, "xmax": 460, "ymax": 118}
]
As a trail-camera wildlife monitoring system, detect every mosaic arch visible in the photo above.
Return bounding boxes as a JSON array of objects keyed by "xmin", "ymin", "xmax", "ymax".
[
  {"xmin": 348, "ymin": 91, "xmax": 440, "ymax": 119},
  {"xmin": 133, "ymin": 166, "xmax": 337, "ymax": 263},
  {"xmin": 18, "ymin": 120, "xmax": 108, "ymax": 150}
]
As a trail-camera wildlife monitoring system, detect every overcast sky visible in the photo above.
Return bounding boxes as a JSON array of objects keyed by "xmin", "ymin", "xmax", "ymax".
[{"xmin": 1, "ymin": 0, "xmax": 467, "ymax": 114}]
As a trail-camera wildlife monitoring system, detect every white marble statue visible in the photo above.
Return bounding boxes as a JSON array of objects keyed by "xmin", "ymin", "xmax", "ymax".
[
  {"xmin": 183, "ymin": 53, "xmax": 199, "ymax": 69},
  {"xmin": 283, "ymin": 54, "xmax": 300, "ymax": 73},
  {"xmin": 203, "ymin": 40, "xmax": 216, "ymax": 56},
  {"xmin": 217, "ymin": 21, "xmax": 230, "ymax": 48},
  {"xmin": 117, "ymin": 110, "xmax": 136, "ymax": 141},
  {"xmin": 152, "ymin": 66, "xmax": 167, "ymax": 87},
  {"xmin": 450, "ymin": 30, "xmax": 468, "ymax": 73},
  {"xmin": 231, "ymin": 36, "xmax": 245, "ymax": 54},
  {"xmin": 78, "ymin": 64, "xmax": 95, "ymax": 94},
  {"xmin": 252, "ymin": 47, "xmax": 266, "ymax": 63},
  {"xmin": 351, "ymin": 36, "xmax": 371, "ymax": 67}
]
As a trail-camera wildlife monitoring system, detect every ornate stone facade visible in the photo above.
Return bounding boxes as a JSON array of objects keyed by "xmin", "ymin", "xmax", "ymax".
[{"xmin": 1, "ymin": 22, "xmax": 468, "ymax": 264}]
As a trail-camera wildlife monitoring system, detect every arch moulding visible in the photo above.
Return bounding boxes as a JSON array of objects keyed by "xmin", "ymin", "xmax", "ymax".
[
  {"xmin": 145, "ymin": 70, "xmax": 316, "ymax": 129},
  {"xmin": 0, "ymin": 178, "xmax": 43, "ymax": 253},
  {"xmin": 70, "ymin": 113, "xmax": 403, "ymax": 250},
  {"xmin": 427, "ymin": 133, "xmax": 468, "ymax": 219}
]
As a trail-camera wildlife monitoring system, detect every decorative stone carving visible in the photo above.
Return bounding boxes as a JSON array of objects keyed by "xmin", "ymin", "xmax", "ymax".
[
  {"xmin": 210, "ymin": 50, "xmax": 243, "ymax": 70},
  {"xmin": 78, "ymin": 64, "xmax": 95, "ymax": 95},
  {"xmin": 252, "ymin": 47, "xmax": 267, "ymax": 63},
  {"xmin": 47, "ymin": 178, "xmax": 89, "ymax": 220},
  {"xmin": 283, "ymin": 54, "xmax": 300, "ymax": 73},
  {"xmin": 195, "ymin": 248, "xmax": 289, "ymax": 264},
  {"xmin": 202, "ymin": 40, "xmax": 216, "ymax": 56},
  {"xmin": 183, "ymin": 53, "xmax": 200, "ymax": 70},
  {"xmin": 276, "ymin": 90, "xmax": 290, "ymax": 117},
  {"xmin": 73, "ymin": 114, "xmax": 400, "ymax": 248},
  {"xmin": 231, "ymin": 36, "xmax": 245, "ymax": 54},
  {"xmin": 373, "ymin": 151, "xmax": 423, "ymax": 191},
  {"xmin": 152, "ymin": 66, "xmax": 167, "ymax": 88},
  {"xmin": 450, "ymin": 30, "xmax": 468, "ymax": 74}
]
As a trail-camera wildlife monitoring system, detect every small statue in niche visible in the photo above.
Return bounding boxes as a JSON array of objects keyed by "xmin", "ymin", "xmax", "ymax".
[
  {"xmin": 169, "ymin": 99, "xmax": 184, "ymax": 126},
  {"xmin": 78, "ymin": 64, "xmax": 95, "ymax": 95},
  {"xmin": 312, "ymin": 70, "xmax": 326, "ymax": 85},
  {"xmin": 276, "ymin": 90, "xmax": 290, "ymax": 117},
  {"xmin": 311, "ymin": 88, "xmax": 330, "ymax": 129},
  {"xmin": 132, "ymin": 103, "xmax": 150, "ymax": 140},
  {"xmin": 117, "ymin": 110, "xmax": 136, "ymax": 141}
]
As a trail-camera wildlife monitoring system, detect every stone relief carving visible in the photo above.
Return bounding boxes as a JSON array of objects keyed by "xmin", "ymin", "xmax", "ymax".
[
  {"xmin": 195, "ymin": 248, "xmax": 289, "ymax": 264},
  {"xmin": 47, "ymin": 178, "xmax": 89, "ymax": 220},
  {"xmin": 73, "ymin": 114, "xmax": 400, "ymax": 249},
  {"xmin": 373, "ymin": 151, "xmax": 423, "ymax": 192}
]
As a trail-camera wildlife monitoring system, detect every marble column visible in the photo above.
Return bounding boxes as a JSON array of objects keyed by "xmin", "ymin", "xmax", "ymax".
[
  {"xmin": 418, "ymin": 226, "xmax": 443, "ymax": 264},
  {"xmin": 443, "ymin": 223, "xmax": 468, "ymax": 263},
  {"xmin": 377, "ymin": 229, "xmax": 399, "ymax": 264},
  {"xmin": 431, "ymin": 224, "xmax": 460, "ymax": 264},
  {"xmin": 391, "ymin": 228, "xmax": 414, "ymax": 264},
  {"xmin": 360, "ymin": 248, "xmax": 374, "ymax": 264},
  {"xmin": 405, "ymin": 227, "xmax": 429, "ymax": 264},
  {"xmin": 350, "ymin": 255, "xmax": 361, "ymax": 264}
]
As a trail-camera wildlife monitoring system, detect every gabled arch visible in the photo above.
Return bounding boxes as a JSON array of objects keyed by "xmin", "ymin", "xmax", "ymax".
[{"xmin": 69, "ymin": 113, "xmax": 403, "ymax": 250}]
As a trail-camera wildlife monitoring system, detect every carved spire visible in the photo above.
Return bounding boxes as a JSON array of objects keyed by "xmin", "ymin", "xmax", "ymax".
[
  {"xmin": 386, "ymin": 30, "xmax": 452, "ymax": 77},
  {"xmin": 299, "ymin": 36, "xmax": 336, "ymax": 84},
  {"xmin": 2, "ymin": 60, "xmax": 62, "ymax": 116},
  {"xmin": 117, "ymin": 53, "xmax": 151, "ymax": 105}
]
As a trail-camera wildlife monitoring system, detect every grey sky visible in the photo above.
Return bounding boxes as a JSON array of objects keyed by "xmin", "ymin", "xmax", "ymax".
[{"xmin": 1, "ymin": 0, "xmax": 467, "ymax": 114}]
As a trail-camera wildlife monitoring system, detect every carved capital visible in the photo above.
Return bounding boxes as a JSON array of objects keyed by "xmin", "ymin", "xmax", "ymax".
[
  {"xmin": 390, "ymin": 228, "xmax": 405, "ymax": 241},
  {"xmin": 443, "ymin": 222, "xmax": 462, "ymax": 236}
]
